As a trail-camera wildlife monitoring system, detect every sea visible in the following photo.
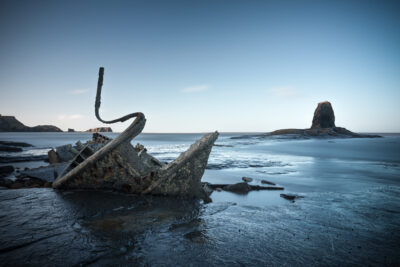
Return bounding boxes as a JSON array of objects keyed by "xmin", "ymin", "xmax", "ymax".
[{"xmin": 0, "ymin": 132, "xmax": 399, "ymax": 266}]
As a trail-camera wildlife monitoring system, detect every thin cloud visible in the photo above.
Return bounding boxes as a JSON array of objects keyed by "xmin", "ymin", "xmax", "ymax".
[
  {"xmin": 182, "ymin": 84, "xmax": 210, "ymax": 93},
  {"xmin": 70, "ymin": 89, "xmax": 88, "ymax": 95},
  {"xmin": 58, "ymin": 114, "xmax": 83, "ymax": 120},
  {"xmin": 268, "ymin": 87, "xmax": 301, "ymax": 97}
]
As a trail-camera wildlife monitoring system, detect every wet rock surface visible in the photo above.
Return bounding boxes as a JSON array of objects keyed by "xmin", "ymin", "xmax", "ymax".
[{"xmin": 0, "ymin": 188, "xmax": 399, "ymax": 266}]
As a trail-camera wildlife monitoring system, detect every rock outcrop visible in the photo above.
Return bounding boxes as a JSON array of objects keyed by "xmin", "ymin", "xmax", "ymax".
[
  {"xmin": 311, "ymin": 101, "xmax": 335, "ymax": 129},
  {"xmin": 265, "ymin": 101, "xmax": 381, "ymax": 138},
  {"xmin": 0, "ymin": 115, "xmax": 62, "ymax": 132},
  {"xmin": 85, "ymin": 127, "xmax": 113, "ymax": 133}
]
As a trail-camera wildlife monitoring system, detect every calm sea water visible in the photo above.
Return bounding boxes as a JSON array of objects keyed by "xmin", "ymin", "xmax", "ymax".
[{"xmin": 0, "ymin": 132, "xmax": 399, "ymax": 266}]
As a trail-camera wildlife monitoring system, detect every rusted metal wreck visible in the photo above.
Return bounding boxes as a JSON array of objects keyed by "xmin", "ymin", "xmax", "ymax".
[{"xmin": 53, "ymin": 67, "xmax": 218, "ymax": 202}]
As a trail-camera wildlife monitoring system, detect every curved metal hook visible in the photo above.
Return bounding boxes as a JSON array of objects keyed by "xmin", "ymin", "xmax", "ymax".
[{"xmin": 95, "ymin": 67, "xmax": 141, "ymax": 124}]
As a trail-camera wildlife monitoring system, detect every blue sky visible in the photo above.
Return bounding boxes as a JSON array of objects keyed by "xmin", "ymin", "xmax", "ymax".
[{"xmin": 1, "ymin": 0, "xmax": 399, "ymax": 132}]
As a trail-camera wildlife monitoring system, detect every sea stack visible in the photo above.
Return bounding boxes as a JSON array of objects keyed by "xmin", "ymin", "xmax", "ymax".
[
  {"xmin": 311, "ymin": 101, "xmax": 335, "ymax": 129},
  {"xmin": 265, "ymin": 100, "xmax": 381, "ymax": 138}
]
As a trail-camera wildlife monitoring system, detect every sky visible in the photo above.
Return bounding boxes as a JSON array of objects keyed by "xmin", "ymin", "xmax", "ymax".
[{"xmin": 1, "ymin": 0, "xmax": 399, "ymax": 133}]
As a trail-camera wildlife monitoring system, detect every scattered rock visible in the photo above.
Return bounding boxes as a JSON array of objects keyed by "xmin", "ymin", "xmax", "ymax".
[
  {"xmin": 0, "ymin": 145, "xmax": 23, "ymax": 152},
  {"xmin": 261, "ymin": 179, "xmax": 276, "ymax": 185},
  {"xmin": 242, "ymin": 177, "xmax": 253, "ymax": 183},
  {"xmin": 48, "ymin": 149, "xmax": 60, "ymax": 164},
  {"xmin": 0, "ymin": 165, "xmax": 14, "ymax": 176},
  {"xmin": 68, "ymin": 128, "xmax": 75, "ymax": 132}
]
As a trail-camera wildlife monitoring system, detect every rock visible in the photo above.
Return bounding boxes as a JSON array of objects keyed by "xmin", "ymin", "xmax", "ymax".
[
  {"xmin": 48, "ymin": 149, "xmax": 60, "ymax": 164},
  {"xmin": 242, "ymin": 177, "xmax": 253, "ymax": 183},
  {"xmin": 55, "ymin": 144, "xmax": 77, "ymax": 162},
  {"xmin": 20, "ymin": 163, "xmax": 68, "ymax": 182},
  {"xmin": 30, "ymin": 125, "xmax": 63, "ymax": 132},
  {"xmin": 9, "ymin": 182, "xmax": 23, "ymax": 189},
  {"xmin": 0, "ymin": 145, "xmax": 22, "ymax": 152},
  {"xmin": 266, "ymin": 101, "xmax": 381, "ymax": 139},
  {"xmin": 75, "ymin": 141, "xmax": 84, "ymax": 151},
  {"xmin": 0, "ymin": 141, "xmax": 32, "ymax": 147},
  {"xmin": 261, "ymin": 179, "xmax": 276, "ymax": 185},
  {"xmin": 0, "ymin": 115, "xmax": 62, "ymax": 132},
  {"xmin": 0, "ymin": 165, "xmax": 14, "ymax": 176},
  {"xmin": 215, "ymin": 187, "xmax": 222, "ymax": 192},
  {"xmin": 204, "ymin": 182, "xmax": 284, "ymax": 193},
  {"xmin": 68, "ymin": 128, "xmax": 75, "ymax": 132},
  {"xmin": 223, "ymin": 182, "xmax": 251, "ymax": 194},
  {"xmin": 311, "ymin": 101, "xmax": 335, "ymax": 129},
  {"xmin": 0, "ymin": 155, "xmax": 53, "ymax": 163},
  {"xmin": 85, "ymin": 127, "xmax": 113, "ymax": 133},
  {"xmin": 280, "ymin": 193, "xmax": 303, "ymax": 202}
]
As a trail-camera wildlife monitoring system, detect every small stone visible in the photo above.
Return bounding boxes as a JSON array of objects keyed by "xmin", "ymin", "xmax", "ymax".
[
  {"xmin": 242, "ymin": 177, "xmax": 253, "ymax": 183},
  {"xmin": 261, "ymin": 179, "xmax": 276, "ymax": 185}
]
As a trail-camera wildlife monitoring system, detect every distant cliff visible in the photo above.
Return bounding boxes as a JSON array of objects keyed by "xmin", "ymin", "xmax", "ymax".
[
  {"xmin": 85, "ymin": 127, "xmax": 112, "ymax": 133},
  {"xmin": 0, "ymin": 115, "xmax": 62, "ymax": 132}
]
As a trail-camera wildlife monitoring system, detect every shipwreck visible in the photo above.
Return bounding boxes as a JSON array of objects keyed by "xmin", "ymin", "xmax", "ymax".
[{"xmin": 53, "ymin": 67, "xmax": 218, "ymax": 202}]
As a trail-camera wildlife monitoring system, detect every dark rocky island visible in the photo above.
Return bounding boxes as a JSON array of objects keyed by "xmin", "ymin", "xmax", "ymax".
[
  {"xmin": 85, "ymin": 127, "xmax": 113, "ymax": 133},
  {"xmin": 268, "ymin": 101, "xmax": 381, "ymax": 138},
  {"xmin": 0, "ymin": 114, "xmax": 62, "ymax": 132}
]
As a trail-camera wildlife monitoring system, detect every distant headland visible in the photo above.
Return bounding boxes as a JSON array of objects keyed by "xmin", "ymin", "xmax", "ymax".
[
  {"xmin": 0, "ymin": 115, "xmax": 62, "ymax": 132},
  {"xmin": 268, "ymin": 101, "xmax": 381, "ymax": 138}
]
